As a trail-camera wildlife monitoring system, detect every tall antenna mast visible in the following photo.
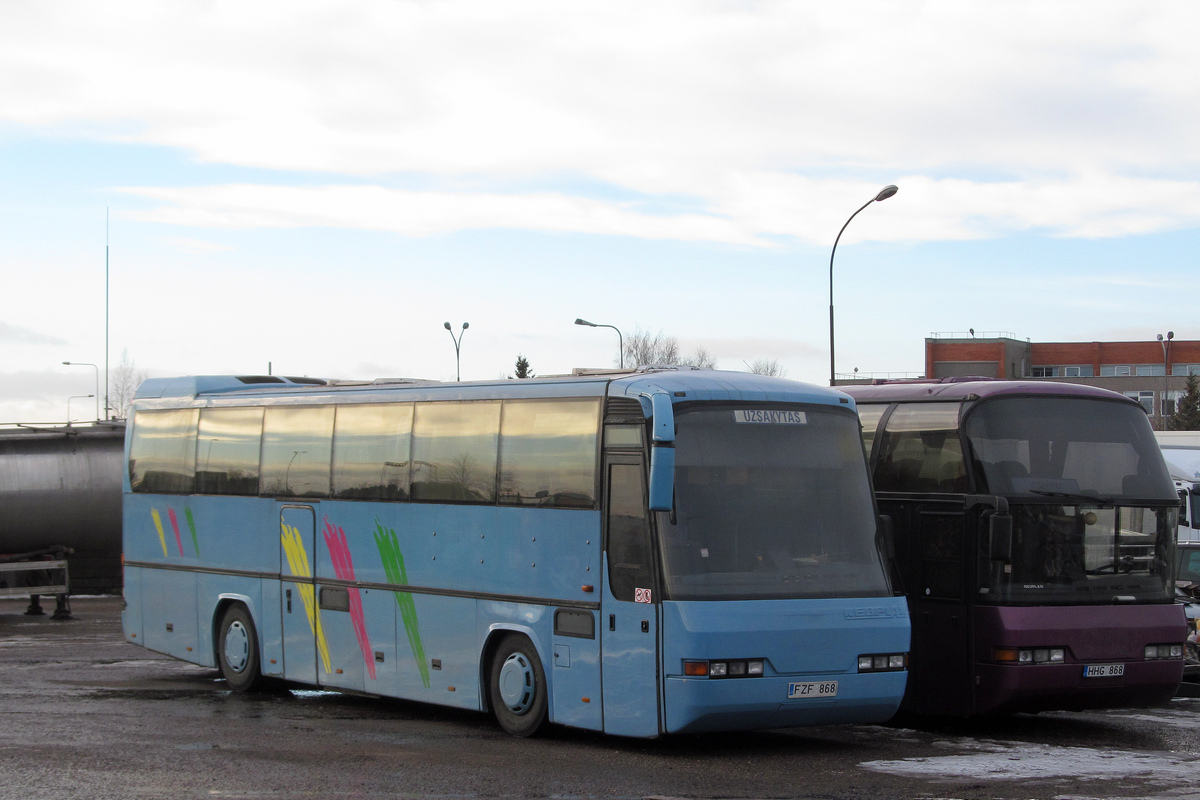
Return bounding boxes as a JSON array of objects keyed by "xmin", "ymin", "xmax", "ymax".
[{"xmin": 104, "ymin": 208, "xmax": 109, "ymax": 420}]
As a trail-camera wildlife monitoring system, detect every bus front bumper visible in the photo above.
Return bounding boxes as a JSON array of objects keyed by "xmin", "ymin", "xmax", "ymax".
[
  {"xmin": 662, "ymin": 671, "xmax": 907, "ymax": 734},
  {"xmin": 973, "ymin": 659, "xmax": 1183, "ymax": 714}
]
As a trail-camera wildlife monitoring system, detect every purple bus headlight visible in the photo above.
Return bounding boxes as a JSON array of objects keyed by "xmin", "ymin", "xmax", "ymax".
[
  {"xmin": 1144, "ymin": 644, "xmax": 1184, "ymax": 660},
  {"xmin": 994, "ymin": 647, "xmax": 1066, "ymax": 664}
]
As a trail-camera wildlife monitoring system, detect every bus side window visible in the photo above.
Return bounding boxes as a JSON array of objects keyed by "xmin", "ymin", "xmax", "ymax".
[
  {"xmin": 606, "ymin": 462, "xmax": 654, "ymax": 602},
  {"xmin": 873, "ymin": 403, "xmax": 966, "ymax": 493},
  {"xmin": 1180, "ymin": 489, "xmax": 1190, "ymax": 528},
  {"xmin": 129, "ymin": 408, "xmax": 198, "ymax": 494},
  {"xmin": 411, "ymin": 401, "xmax": 501, "ymax": 503},
  {"xmin": 856, "ymin": 404, "xmax": 886, "ymax": 461},
  {"xmin": 260, "ymin": 406, "xmax": 334, "ymax": 498},
  {"xmin": 196, "ymin": 407, "xmax": 264, "ymax": 496}
]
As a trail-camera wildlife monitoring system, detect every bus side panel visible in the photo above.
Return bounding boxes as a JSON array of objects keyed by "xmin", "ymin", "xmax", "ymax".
[
  {"xmin": 660, "ymin": 598, "xmax": 909, "ymax": 733},
  {"xmin": 141, "ymin": 567, "xmax": 199, "ymax": 661},
  {"xmin": 358, "ymin": 503, "xmax": 601, "ymax": 608},
  {"xmin": 122, "ymin": 565, "xmax": 143, "ymax": 646},
  {"xmin": 973, "ymin": 603, "xmax": 1186, "ymax": 713},
  {"xmin": 549, "ymin": 610, "xmax": 603, "ymax": 731},
  {"xmin": 415, "ymin": 593, "xmax": 478, "ymax": 710}
]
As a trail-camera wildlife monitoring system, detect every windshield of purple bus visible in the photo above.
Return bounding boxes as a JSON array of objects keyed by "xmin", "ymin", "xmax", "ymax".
[
  {"xmin": 656, "ymin": 405, "xmax": 891, "ymax": 601},
  {"xmin": 964, "ymin": 396, "xmax": 1178, "ymax": 606}
]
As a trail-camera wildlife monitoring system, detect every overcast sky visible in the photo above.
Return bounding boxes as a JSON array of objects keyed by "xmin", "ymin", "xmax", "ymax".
[{"xmin": 3, "ymin": 1, "xmax": 1198, "ymax": 422}]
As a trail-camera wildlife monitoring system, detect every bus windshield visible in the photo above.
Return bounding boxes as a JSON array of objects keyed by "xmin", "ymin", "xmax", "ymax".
[
  {"xmin": 657, "ymin": 405, "xmax": 890, "ymax": 601},
  {"xmin": 964, "ymin": 396, "xmax": 1174, "ymax": 501},
  {"xmin": 965, "ymin": 397, "xmax": 1178, "ymax": 605}
]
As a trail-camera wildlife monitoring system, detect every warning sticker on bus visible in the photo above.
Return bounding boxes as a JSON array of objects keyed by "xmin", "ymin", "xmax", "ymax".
[{"xmin": 733, "ymin": 410, "xmax": 808, "ymax": 424}]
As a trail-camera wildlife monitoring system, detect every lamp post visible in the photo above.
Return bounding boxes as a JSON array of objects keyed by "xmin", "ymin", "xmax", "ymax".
[
  {"xmin": 444, "ymin": 322, "xmax": 469, "ymax": 382},
  {"xmin": 67, "ymin": 394, "xmax": 94, "ymax": 425},
  {"xmin": 1158, "ymin": 331, "xmax": 1174, "ymax": 428},
  {"xmin": 575, "ymin": 318, "xmax": 624, "ymax": 369},
  {"xmin": 829, "ymin": 185, "xmax": 898, "ymax": 386},
  {"xmin": 63, "ymin": 361, "xmax": 100, "ymax": 420}
]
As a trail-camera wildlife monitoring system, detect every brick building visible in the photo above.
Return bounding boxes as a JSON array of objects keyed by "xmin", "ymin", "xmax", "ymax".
[{"xmin": 920, "ymin": 332, "xmax": 1200, "ymax": 429}]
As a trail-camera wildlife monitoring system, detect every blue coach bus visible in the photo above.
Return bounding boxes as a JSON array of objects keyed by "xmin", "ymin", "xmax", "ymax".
[{"xmin": 122, "ymin": 368, "xmax": 909, "ymax": 737}]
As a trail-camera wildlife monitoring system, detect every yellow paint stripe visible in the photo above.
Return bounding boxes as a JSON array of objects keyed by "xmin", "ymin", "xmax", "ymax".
[
  {"xmin": 150, "ymin": 509, "xmax": 168, "ymax": 557},
  {"xmin": 280, "ymin": 521, "xmax": 333, "ymax": 674}
]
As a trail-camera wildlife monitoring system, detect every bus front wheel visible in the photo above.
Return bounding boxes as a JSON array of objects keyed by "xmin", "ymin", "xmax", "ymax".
[
  {"xmin": 218, "ymin": 604, "xmax": 263, "ymax": 692},
  {"xmin": 488, "ymin": 633, "xmax": 548, "ymax": 737}
]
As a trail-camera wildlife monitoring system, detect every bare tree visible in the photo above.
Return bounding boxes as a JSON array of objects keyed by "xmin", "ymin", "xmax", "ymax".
[
  {"xmin": 109, "ymin": 349, "xmax": 148, "ymax": 419},
  {"xmin": 684, "ymin": 347, "xmax": 718, "ymax": 370},
  {"xmin": 623, "ymin": 328, "xmax": 717, "ymax": 369},
  {"xmin": 746, "ymin": 358, "xmax": 786, "ymax": 378},
  {"xmin": 624, "ymin": 327, "xmax": 680, "ymax": 367}
]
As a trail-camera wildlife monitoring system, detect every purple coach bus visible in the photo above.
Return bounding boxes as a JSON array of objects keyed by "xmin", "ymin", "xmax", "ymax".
[{"xmin": 843, "ymin": 379, "xmax": 1186, "ymax": 715}]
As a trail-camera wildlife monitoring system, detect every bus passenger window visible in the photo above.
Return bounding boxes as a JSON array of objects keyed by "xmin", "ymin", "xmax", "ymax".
[
  {"xmin": 196, "ymin": 407, "xmax": 264, "ymax": 496},
  {"xmin": 260, "ymin": 406, "xmax": 334, "ymax": 498},
  {"xmin": 873, "ymin": 403, "xmax": 966, "ymax": 493},
  {"xmin": 332, "ymin": 403, "xmax": 413, "ymax": 501},
  {"xmin": 497, "ymin": 399, "xmax": 599, "ymax": 509},
  {"xmin": 129, "ymin": 408, "xmax": 198, "ymax": 494},
  {"xmin": 411, "ymin": 401, "xmax": 501, "ymax": 503},
  {"xmin": 606, "ymin": 463, "xmax": 653, "ymax": 602},
  {"xmin": 856, "ymin": 404, "xmax": 886, "ymax": 459}
]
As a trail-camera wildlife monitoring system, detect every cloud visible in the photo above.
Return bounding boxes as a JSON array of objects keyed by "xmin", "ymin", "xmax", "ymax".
[
  {"xmin": 3, "ymin": 1, "xmax": 1200, "ymax": 244},
  {"xmin": 162, "ymin": 236, "xmax": 235, "ymax": 252},
  {"xmin": 0, "ymin": 321, "xmax": 68, "ymax": 346},
  {"xmin": 117, "ymin": 173, "xmax": 1200, "ymax": 245}
]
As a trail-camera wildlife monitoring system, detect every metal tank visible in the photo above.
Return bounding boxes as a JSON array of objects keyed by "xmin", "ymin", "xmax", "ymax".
[{"xmin": 0, "ymin": 422, "xmax": 125, "ymax": 593}]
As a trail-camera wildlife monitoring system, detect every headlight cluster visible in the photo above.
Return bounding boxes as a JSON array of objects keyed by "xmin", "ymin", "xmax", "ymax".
[
  {"xmin": 858, "ymin": 653, "xmax": 906, "ymax": 672},
  {"xmin": 683, "ymin": 659, "xmax": 765, "ymax": 678},
  {"xmin": 994, "ymin": 647, "xmax": 1066, "ymax": 664},
  {"xmin": 1144, "ymin": 643, "xmax": 1184, "ymax": 660}
]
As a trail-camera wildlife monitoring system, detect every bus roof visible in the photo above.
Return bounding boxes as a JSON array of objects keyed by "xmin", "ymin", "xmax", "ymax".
[
  {"xmin": 133, "ymin": 369, "xmax": 856, "ymax": 414},
  {"xmin": 840, "ymin": 378, "xmax": 1139, "ymax": 406}
]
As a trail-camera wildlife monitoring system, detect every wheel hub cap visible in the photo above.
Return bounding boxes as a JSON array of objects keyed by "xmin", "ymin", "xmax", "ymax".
[
  {"xmin": 224, "ymin": 620, "xmax": 250, "ymax": 673},
  {"xmin": 498, "ymin": 652, "xmax": 535, "ymax": 714}
]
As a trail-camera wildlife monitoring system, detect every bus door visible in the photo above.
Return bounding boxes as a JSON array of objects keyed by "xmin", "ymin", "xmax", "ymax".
[
  {"xmin": 279, "ymin": 504, "xmax": 320, "ymax": 685},
  {"xmin": 900, "ymin": 502, "xmax": 974, "ymax": 714},
  {"xmin": 601, "ymin": 455, "xmax": 661, "ymax": 737}
]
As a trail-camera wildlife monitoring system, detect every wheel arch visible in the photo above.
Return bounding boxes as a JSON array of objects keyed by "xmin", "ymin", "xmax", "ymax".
[
  {"xmin": 211, "ymin": 593, "xmax": 257, "ymax": 665},
  {"xmin": 479, "ymin": 623, "xmax": 552, "ymax": 718}
]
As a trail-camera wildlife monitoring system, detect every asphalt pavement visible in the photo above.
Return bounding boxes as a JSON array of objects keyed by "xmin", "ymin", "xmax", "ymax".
[{"xmin": 3, "ymin": 595, "xmax": 1200, "ymax": 800}]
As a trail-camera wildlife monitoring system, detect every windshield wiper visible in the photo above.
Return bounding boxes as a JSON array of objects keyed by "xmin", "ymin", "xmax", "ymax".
[{"xmin": 1029, "ymin": 489, "xmax": 1114, "ymax": 505}]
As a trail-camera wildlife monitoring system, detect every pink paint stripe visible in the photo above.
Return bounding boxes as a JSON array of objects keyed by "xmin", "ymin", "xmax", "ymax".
[
  {"xmin": 167, "ymin": 508, "xmax": 185, "ymax": 556},
  {"xmin": 322, "ymin": 517, "xmax": 375, "ymax": 680}
]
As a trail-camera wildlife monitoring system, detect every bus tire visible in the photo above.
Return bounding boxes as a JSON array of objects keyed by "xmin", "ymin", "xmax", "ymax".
[
  {"xmin": 488, "ymin": 633, "xmax": 548, "ymax": 737},
  {"xmin": 218, "ymin": 604, "xmax": 263, "ymax": 692}
]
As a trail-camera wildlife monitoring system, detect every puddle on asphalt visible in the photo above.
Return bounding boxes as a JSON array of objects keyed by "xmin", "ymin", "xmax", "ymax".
[{"xmin": 862, "ymin": 740, "xmax": 1199, "ymax": 782}]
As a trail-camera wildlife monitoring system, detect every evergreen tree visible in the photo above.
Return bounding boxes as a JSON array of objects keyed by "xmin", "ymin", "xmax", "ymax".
[
  {"xmin": 514, "ymin": 354, "xmax": 534, "ymax": 379},
  {"xmin": 1169, "ymin": 373, "xmax": 1200, "ymax": 431}
]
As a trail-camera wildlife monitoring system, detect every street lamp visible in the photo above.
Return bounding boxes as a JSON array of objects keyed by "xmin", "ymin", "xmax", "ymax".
[
  {"xmin": 444, "ymin": 322, "xmax": 469, "ymax": 382},
  {"xmin": 829, "ymin": 185, "xmax": 898, "ymax": 386},
  {"xmin": 63, "ymin": 361, "xmax": 100, "ymax": 420},
  {"xmin": 67, "ymin": 394, "xmax": 94, "ymax": 425},
  {"xmin": 1158, "ymin": 331, "xmax": 1174, "ymax": 427},
  {"xmin": 575, "ymin": 318, "xmax": 624, "ymax": 369}
]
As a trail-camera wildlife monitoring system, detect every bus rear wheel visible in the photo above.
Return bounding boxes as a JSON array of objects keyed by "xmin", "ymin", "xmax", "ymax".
[
  {"xmin": 488, "ymin": 633, "xmax": 548, "ymax": 737},
  {"xmin": 218, "ymin": 604, "xmax": 263, "ymax": 692}
]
